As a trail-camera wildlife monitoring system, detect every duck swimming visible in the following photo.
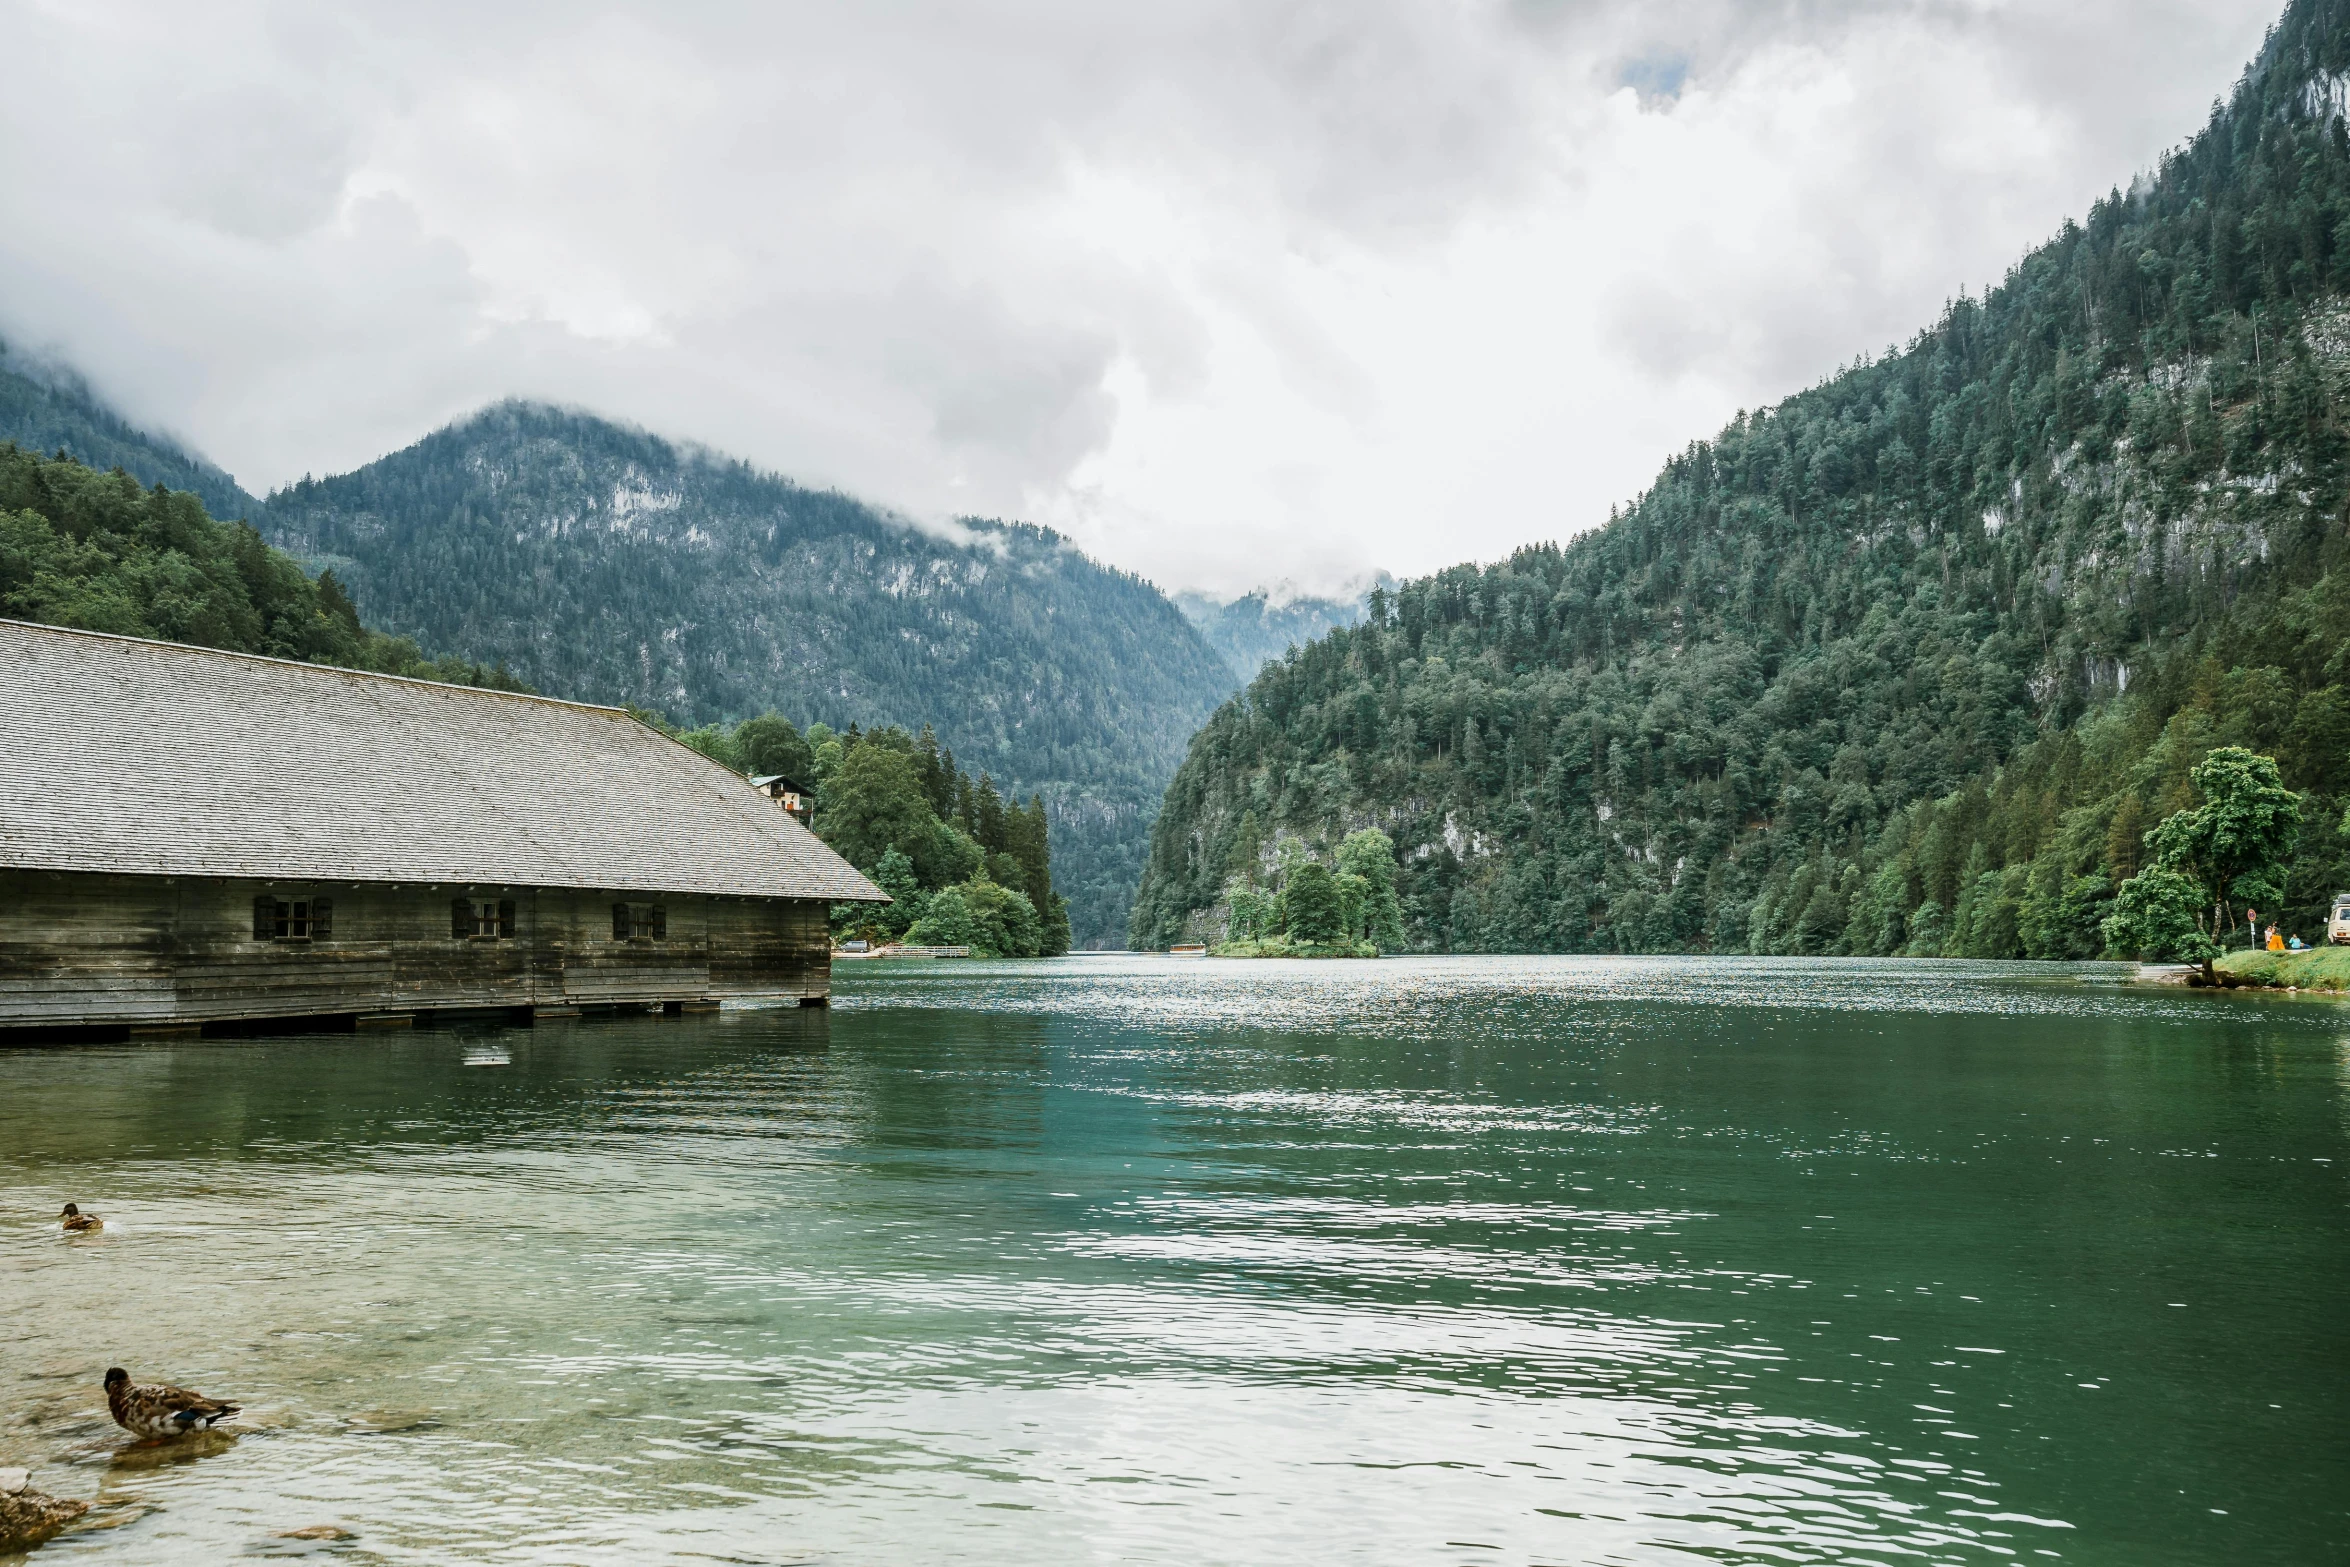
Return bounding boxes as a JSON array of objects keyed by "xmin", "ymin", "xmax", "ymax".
[
  {"xmin": 103, "ymin": 1368, "xmax": 240, "ymax": 1439},
  {"xmin": 59, "ymin": 1203, "xmax": 101, "ymax": 1232}
]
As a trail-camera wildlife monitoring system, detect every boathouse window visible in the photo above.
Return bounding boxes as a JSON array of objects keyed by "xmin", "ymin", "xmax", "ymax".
[
  {"xmin": 253, "ymin": 896, "xmax": 329, "ymax": 942},
  {"xmin": 612, "ymin": 902, "xmax": 666, "ymax": 941},
  {"xmin": 452, "ymin": 898, "xmax": 516, "ymax": 939}
]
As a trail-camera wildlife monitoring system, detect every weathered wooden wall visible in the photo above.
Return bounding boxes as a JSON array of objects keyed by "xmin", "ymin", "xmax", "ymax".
[{"xmin": 0, "ymin": 872, "xmax": 834, "ymax": 1029}]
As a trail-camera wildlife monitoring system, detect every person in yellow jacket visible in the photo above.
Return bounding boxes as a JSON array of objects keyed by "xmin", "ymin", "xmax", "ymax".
[{"xmin": 2266, "ymin": 923, "xmax": 2285, "ymax": 951}]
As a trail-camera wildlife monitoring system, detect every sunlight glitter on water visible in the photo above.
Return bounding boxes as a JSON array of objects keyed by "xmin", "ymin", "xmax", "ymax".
[{"xmin": 1, "ymin": 956, "xmax": 2343, "ymax": 1564}]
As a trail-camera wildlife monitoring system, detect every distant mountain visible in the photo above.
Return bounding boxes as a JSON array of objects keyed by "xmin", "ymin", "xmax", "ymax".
[
  {"xmin": 1133, "ymin": 0, "xmax": 2350, "ymax": 955},
  {"xmin": 261, "ymin": 402, "xmax": 1235, "ymax": 947},
  {"xmin": 0, "ymin": 365, "xmax": 1236, "ymax": 947},
  {"xmin": 0, "ymin": 338, "xmax": 258, "ymax": 524},
  {"xmin": 0, "ymin": 443, "xmax": 523, "ymax": 690},
  {"xmin": 1175, "ymin": 581, "xmax": 1384, "ymax": 685}
]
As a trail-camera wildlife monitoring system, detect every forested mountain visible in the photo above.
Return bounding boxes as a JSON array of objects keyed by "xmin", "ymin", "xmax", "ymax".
[
  {"xmin": 1133, "ymin": 0, "xmax": 2350, "ymax": 956},
  {"xmin": 0, "ymin": 445, "xmax": 522, "ymax": 688},
  {"xmin": 1176, "ymin": 583, "xmax": 1382, "ymax": 685},
  {"xmin": 262, "ymin": 403, "xmax": 1233, "ymax": 947},
  {"xmin": 0, "ymin": 341, "xmax": 258, "ymax": 525},
  {"xmin": 652, "ymin": 709, "xmax": 1072, "ymax": 957}
]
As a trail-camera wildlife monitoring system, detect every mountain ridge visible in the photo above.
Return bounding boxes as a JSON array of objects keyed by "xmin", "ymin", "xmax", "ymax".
[
  {"xmin": 259, "ymin": 399, "xmax": 1236, "ymax": 946},
  {"xmin": 1175, "ymin": 580, "xmax": 1386, "ymax": 687},
  {"xmin": 1130, "ymin": 0, "xmax": 2350, "ymax": 956},
  {"xmin": 0, "ymin": 339, "xmax": 259, "ymax": 524},
  {"xmin": 0, "ymin": 366, "xmax": 1238, "ymax": 947}
]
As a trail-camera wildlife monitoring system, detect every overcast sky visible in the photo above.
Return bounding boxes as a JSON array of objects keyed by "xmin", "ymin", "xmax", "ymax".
[{"xmin": 0, "ymin": 0, "xmax": 2279, "ymax": 598}]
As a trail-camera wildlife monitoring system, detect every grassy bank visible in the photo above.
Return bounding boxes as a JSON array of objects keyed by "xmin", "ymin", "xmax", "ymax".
[
  {"xmin": 2214, "ymin": 946, "xmax": 2350, "ymax": 990},
  {"xmin": 1210, "ymin": 937, "xmax": 1379, "ymax": 959}
]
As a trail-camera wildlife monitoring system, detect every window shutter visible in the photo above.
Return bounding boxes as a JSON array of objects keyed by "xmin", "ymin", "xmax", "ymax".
[
  {"xmin": 453, "ymin": 897, "xmax": 473, "ymax": 939},
  {"xmin": 498, "ymin": 899, "xmax": 516, "ymax": 938},
  {"xmin": 254, "ymin": 896, "xmax": 274, "ymax": 940},
  {"xmin": 650, "ymin": 905, "xmax": 667, "ymax": 940},
  {"xmin": 613, "ymin": 903, "xmax": 631, "ymax": 940},
  {"xmin": 311, "ymin": 898, "xmax": 332, "ymax": 939}
]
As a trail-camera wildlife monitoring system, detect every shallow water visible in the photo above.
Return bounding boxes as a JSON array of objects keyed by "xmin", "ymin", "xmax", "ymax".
[{"xmin": 1, "ymin": 955, "xmax": 2344, "ymax": 1565}]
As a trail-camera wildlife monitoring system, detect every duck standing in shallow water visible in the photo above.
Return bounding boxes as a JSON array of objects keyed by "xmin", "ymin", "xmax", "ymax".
[
  {"xmin": 104, "ymin": 1368, "xmax": 239, "ymax": 1439},
  {"xmin": 59, "ymin": 1203, "xmax": 101, "ymax": 1232}
]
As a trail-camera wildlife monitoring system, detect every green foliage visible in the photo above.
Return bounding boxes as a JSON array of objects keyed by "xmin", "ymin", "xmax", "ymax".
[
  {"xmin": 963, "ymin": 876, "xmax": 1043, "ymax": 958},
  {"xmin": 2103, "ymin": 867, "xmax": 2221, "ymax": 964},
  {"xmin": 2215, "ymin": 943, "xmax": 2350, "ymax": 987},
  {"xmin": 1223, "ymin": 878, "xmax": 1275, "ymax": 942},
  {"xmin": 1336, "ymin": 828, "xmax": 1406, "ymax": 950},
  {"xmin": 870, "ymin": 847, "xmax": 924, "ymax": 938},
  {"xmin": 2109, "ymin": 744, "xmax": 2304, "ymax": 970},
  {"xmin": 2017, "ymin": 862, "xmax": 2112, "ymax": 960},
  {"xmin": 904, "ymin": 874, "xmax": 1047, "ymax": 958},
  {"xmin": 651, "ymin": 709, "xmax": 1072, "ymax": 956},
  {"xmin": 1283, "ymin": 860, "xmax": 1342, "ymax": 944},
  {"xmin": 734, "ymin": 713, "xmax": 815, "ymax": 782},
  {"xmin": 1212, "ymin": 933, "xmax": 1378, "ymax": 959},
  {"xmin": 819, "ymin": 744, "xmax": 940, "ymax": 877},
  {"xmin": 0, "ymin": 445, "xmax": 524, "ymax": 690},
  {"xmin": 256, "ymin": 401, "xmax": 1231, "ymax": 948},
  {"xmin": 675, "ymin": 724, "xmax": 741, "ymax": 769},
  {"xmin": 1192, "ymin": 828, "xmax": 1403, "ymax": 954},
  {"xmin": 904, "ymin": 885, "xmax": 973, "ymax": 948},
  {"xmin": 1133, "ymin": 6, "xmax": 2350, "ymax": 958},
  {"xmin": 2144, "ymin": 746, "xmax": 2304, "ymax": 917}
]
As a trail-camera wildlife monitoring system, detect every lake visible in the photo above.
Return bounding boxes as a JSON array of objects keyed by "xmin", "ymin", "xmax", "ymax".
[{"xmin": 1, "ymin": 956, "xmax": 2344, "ymax": 1565}]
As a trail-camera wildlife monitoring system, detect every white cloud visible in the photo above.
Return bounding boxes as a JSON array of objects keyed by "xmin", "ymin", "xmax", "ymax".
[{"xmin": 0, "ymin": 0, "xmax": 2279, "ymax": 594}]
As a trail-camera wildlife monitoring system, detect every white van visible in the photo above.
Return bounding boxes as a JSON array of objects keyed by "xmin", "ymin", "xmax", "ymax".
[{"xmin": 2329, "ymin": 895, "xmax": 2350, "ymax": 945}]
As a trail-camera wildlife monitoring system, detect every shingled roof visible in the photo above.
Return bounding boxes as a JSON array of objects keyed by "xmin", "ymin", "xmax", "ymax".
[{"xmin": 0, "ymin": 619, "xmax": 885, "ymax": 902}]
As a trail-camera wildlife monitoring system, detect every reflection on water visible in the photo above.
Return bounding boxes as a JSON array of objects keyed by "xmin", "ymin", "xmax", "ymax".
[{"xmin": 1, "ymin": 957, "xmax": 2344, "ymax": 1564}]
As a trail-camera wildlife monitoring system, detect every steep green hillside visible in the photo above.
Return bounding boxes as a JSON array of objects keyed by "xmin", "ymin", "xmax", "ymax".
[
  {"xmin": 0, "ymin": 444, "xmax": 521, "ymax": 687},
  {"xmin": 263, "ymin": 403, "xmax": 1232, "ymax": 947},
  {"xmin": 658, "ymin": 710, "xmax": 1071, "ymax": 956},
  {"xmin": 1133, "ymin": 0, "xmax": 2350, "ymax": 955},
  {"xmin": 1176, "ymin": 584, "xmax": 1378, "ymax": 685},
  {"xmin": 0, "ymin": 340, "xmax": 258, "ymax": 524}
]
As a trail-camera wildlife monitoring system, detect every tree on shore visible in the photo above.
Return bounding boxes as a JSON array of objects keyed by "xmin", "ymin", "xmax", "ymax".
[
  {"xmin": 1284, "ymin": 860, "xmax": 1341, "ymax": 945},
  {"xmin": 1222, "ymin": 878, "xmax": 1274, "ymax": 943},
  {"xmin": 642, "ymin": 706, "xmax": 1071, "ymax": 956},
  {"xmin": 1337, "ymin": 829, "xmax": 1405, "ymax": 951},
  {"xmin": 2104, "ymin": 747, "xmax": 2301, "ymax": 981},
  {"xmin": 2101, "ymin": 869, "xmax": 2218, "ymax": 975}
]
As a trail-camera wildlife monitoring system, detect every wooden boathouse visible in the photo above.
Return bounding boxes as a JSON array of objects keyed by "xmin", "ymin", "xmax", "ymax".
[{"xmin": 0, "ymin": 619, "xmax": 886, "ymax": 1037}]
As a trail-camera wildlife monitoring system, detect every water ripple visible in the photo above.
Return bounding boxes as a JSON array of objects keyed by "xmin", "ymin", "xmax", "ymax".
[{"xmin": 1, "ymin": 955, "xmax": 2340, "ymax": 1564}]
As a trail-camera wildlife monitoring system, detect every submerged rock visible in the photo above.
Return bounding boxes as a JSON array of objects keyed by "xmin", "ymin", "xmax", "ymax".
[{"xmin": 0, "ymin": 1468, "xmax": 90, "ymax": 1552}]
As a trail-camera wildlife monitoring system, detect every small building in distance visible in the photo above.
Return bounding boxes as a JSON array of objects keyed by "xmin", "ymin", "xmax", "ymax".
[
  {"xmin": 0, "ymin": 619, "xmax": 886, "ymax": 1037},
  {"xmin": 749, "ymin": 774, "xmax": 815, "ymax": 823}
]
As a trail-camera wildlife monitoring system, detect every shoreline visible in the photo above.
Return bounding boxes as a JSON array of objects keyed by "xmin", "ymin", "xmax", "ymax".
[
  {"xmin": 1209, "ymin": 938, "xmax": 1380, "ymax": 959},
  {"xmin": 2137, "ymin": 949, "xmax": 2350, "ymax": 992},
  {"xmin": 2210, "ymin": 947, "xmax": 2350, "ymax": 992}
]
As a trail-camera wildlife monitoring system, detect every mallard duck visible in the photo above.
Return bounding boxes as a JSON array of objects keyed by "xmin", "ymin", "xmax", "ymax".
[
  {"xmin": 59, "ymin": 1202, "xmax": 101, "ymax": 1232},
  {"xmin": 103, "ymin": 1368, "xmax": 240, "ymax": 1439}
]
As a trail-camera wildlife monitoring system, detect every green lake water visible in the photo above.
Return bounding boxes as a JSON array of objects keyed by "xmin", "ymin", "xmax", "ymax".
[{"xmin": 0, "ymin": 956, "xmax": 2344, "ymax": 1565}]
